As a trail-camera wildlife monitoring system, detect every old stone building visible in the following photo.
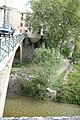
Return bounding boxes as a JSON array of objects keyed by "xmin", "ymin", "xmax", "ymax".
[
  {"xmin": 0, "ymin": 5, "xmax": 21, "ymax": 32},
  {"xmin": 20, "ymin": 12, "xmax": 28, "ymax": 33}
]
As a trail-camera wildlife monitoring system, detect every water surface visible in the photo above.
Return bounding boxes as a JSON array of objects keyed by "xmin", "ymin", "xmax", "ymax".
[{"xmin": 4, "ymin": 96, "xmax": 80, "ymax": 117}]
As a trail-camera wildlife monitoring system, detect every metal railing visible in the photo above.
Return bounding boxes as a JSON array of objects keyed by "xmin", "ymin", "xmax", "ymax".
[{"xmin": 0, "ymin": 33, "xmax": 25, "ymax": 62}]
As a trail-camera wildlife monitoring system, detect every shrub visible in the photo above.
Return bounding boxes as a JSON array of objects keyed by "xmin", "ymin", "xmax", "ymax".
[
  {"xmin": 20, "ymin": 46, "xmax": 63, "ymax": 99},
  {"xmin": 20, "ymin": 74, "xmax": 48, "ymax": 99},
  {"xmin": 33, "ymin": 46, "xmax": 63, "ymax": 86},
  {"xmin": 72, "ymin": 52, "xmax": 80, "ymax": 62},
  {"xmin": 56, "ymin": 79, "xmax": 80, "ymax": 105},
  {"xmin": 56, "ymin": 62, "xmax": 80, "ymax": 105}
]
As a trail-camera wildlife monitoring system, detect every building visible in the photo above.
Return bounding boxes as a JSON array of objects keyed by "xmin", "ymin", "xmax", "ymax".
[
  {"xmin": 20, "ymin": 12, "xmax": 28, "ymax": 33},
  {"xmin": 0, "ymin": 6, "xmax": 21, "ymax": 32},
  {"xmin": 8, "ymin": 7, "xmax": 21, "ymax": 32},
  {"xmin": 0, "ymin": 6, "xmax": 4, "ymax": 26}
]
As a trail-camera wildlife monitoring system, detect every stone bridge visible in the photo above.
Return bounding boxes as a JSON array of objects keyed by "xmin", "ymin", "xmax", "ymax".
[
  {"xmin": 0, "ymin": 33, "xmax": 42, "ymax": 117},
  {"xmin": 0, "ymin": 33, "xmax": 26, "ymax": 117}
]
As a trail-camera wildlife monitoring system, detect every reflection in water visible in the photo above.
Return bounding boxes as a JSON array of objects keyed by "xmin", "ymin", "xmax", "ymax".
[{"xmin": 4, "ymin": 96, "xmax": 80, "ymax": 117}]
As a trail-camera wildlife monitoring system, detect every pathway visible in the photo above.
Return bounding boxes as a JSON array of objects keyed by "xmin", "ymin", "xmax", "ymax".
[{"xmin": 58, "ymin": 59, "xmax": 70, "ymax": 74}]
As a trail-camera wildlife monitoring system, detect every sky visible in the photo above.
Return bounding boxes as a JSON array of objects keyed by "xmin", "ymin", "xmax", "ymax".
[
  {"xmin": 0, "ymin": 0, "xmax": 31, "ymax": 12},
  {"xmin": 14, "ymin": 0, "xmax": 28, "ymax": 12}
]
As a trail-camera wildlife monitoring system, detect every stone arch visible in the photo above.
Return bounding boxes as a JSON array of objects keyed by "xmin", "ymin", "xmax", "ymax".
[{"xmin": 13, "ymin": 46, "xmax": 20, "ymax": 64}]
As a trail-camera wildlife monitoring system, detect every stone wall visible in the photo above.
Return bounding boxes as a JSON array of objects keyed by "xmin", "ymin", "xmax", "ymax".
[
  {"xmin": 0, "ymin": 117, "xmax": 80, "ymax": 120},
  {"xmin": 21, "ymin": 37, "xmax": 34, "ymax": 61}
]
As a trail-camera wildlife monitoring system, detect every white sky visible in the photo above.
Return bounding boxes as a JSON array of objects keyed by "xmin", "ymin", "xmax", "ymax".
[
  {"xmin": 14, "ymin": 0, "xmax": 28, "ymax": 11},
  {"xmin": 0, "ymin": 0, "xmax": 31, "ymax": 12}
]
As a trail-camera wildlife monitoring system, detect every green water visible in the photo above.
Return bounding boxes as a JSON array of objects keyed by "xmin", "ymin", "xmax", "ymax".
[{"xmin": 3, "ymin": 96, "xmax": 80, "ymax": 117}]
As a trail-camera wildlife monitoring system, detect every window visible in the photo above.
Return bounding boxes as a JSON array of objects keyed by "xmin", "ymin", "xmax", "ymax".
[
  {"xmin": 21, "ymin": 16, "xmax": 23, "ymax": 20},
  {"xmin": 20, "ymin": 23, "xmax": 23, "ymax": 27},
  {"xmin": 25, "ymin": 23, "xmax": 28, "ymax": 27},
  {"xmin": 20, "ymin": 29, "xmax": 22, "ymax": 32}
]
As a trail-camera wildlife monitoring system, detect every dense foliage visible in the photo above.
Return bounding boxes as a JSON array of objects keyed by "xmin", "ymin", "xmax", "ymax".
[
  {"xmin": 19, "ymin": 51, "xmax": 80, "ymax": 104},
  {"xmin": 56, "ymin": 62, "xmax": 80, "ymax": 105},
  {"xmin": 20, "ymin": 46, "xmax": 63, "ymax": 99},
  {"xmin": 27, "ymin": 0, "xmax": 80, "ymax": 58},
  {"xmin": 23, "ymin": 0, "xmax": 80, "ymax": 104}
]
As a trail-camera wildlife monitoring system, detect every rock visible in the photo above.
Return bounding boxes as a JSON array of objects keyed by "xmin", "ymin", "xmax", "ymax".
[
  {"xmin": 46, "ymin": 87, "xmax": 57, "ymax": 98},
  {"xmin": 7, "ymin": 73, "xmax": 21, "ymax": 97}
]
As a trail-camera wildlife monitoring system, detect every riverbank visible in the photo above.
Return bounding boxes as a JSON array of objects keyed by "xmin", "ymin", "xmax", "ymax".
[{"xmin": 4, "ymin": 61, "xmax": 80, "ymax": 117}]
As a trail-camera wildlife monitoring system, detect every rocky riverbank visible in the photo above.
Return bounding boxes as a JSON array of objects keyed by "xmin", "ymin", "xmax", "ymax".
[
  {"xmin": 7, "ymin": 59, "xmax": 70, "ymax": 97},
  {"xmin": 5, "ymin": 64, "xmax": 80, "ymax": 117},
  {"xmin": 7, "ymin": 67, "xmax": 31, "ymax": 97}
]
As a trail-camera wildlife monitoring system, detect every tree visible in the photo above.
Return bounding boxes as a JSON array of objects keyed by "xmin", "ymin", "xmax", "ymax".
[
  {"xmin": 61, "ymin": 0, "xmax": 80, "ymax": 57},
  {"xmin": 26, "ymin": 0, "xmax": 80, "ymax": 57},
  {"xmin": 28, "ymin": 0, "xmax": 63, "ymax": 49}
]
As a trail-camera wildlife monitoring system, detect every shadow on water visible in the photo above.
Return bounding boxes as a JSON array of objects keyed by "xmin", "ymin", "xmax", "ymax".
[{"xmin": 3, "ymin": 96, "xmax": 80, "ymax": 117}]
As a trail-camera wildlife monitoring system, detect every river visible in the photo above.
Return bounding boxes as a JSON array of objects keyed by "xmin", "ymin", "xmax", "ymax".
[{"xmin": 3, "ymin": 96, "xmax": 80, "ymax": 117}]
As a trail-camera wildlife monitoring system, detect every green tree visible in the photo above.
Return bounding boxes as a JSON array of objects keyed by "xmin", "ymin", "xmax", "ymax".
[{"xmin": 26, "ymin": 0, "xmax": 80, "ymax": 56}]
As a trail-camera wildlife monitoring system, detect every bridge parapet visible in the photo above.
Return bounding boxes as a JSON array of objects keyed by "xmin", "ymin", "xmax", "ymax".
[{"xmin": 0, "ymin": 33, "xmax": 25, "ymax": 62}]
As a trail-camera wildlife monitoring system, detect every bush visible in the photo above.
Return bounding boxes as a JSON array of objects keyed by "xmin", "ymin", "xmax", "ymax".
[
  {"xmin": 20, "ymin": 46, "xmax": 63, "ymax": 99},
  {"xmin": 20, "ymin": 74, "xmax": 48, "ymax": 99},
  {"xmin": 33, "ymin": 46, "xmax": 63, "ymax": 86},
  {"xmin": 62, "ymin": 47, "xmax": 70, "ymax": 57},
  {"xmin": 72, "ymin": 52, "xmax": 80, "ymax": 62},
  {"xmin": 56, "ymin": 63, "xmax": 80, "ymax": 105},
  {"xmin": 56, "ymin": 79, "xmax": 80, "ymax": 104}
]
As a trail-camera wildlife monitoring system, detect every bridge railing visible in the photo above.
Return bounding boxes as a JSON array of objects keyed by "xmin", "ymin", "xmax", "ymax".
[{"xmin": 0, "ymin": 33, "xmax": 25, "ymax": 62}]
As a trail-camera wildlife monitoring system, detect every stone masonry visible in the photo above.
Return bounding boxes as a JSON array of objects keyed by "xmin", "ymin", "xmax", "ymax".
[{"xmin": 0, "ymin": 117, "xmax": 80, "ymax": 120}]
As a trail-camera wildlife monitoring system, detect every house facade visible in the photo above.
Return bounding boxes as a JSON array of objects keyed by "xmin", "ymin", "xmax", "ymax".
[
  {"xmin": 0, "ymin": 5, "xmax": 21, "ymax": 32},
  {"xmin": 8, "ymin": 7, "xmax": 21, "ymax": 32},
  {"xmin": 20, "ymin": 12, "xmax": 28, "ymax": 33}
]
